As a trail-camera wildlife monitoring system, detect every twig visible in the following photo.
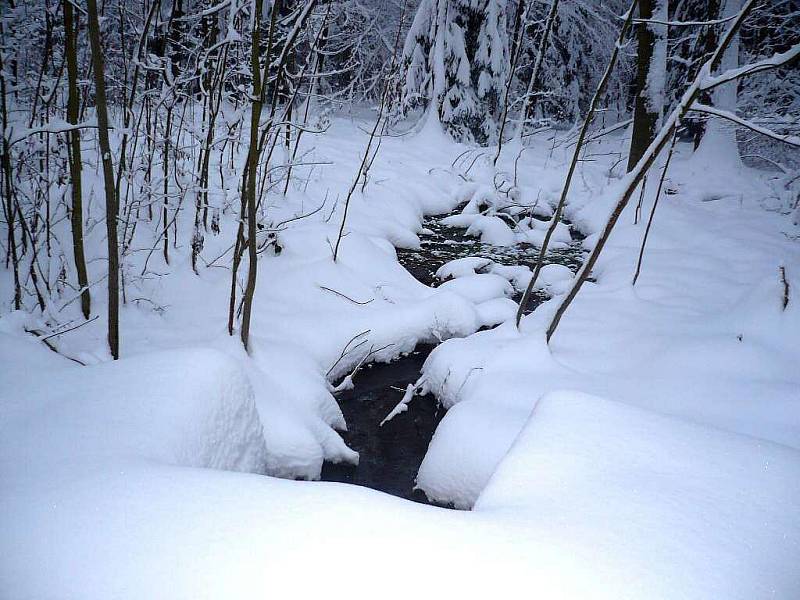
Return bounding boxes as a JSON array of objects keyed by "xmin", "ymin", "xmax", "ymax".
[
  {"xmin": 318, "ymin": 285, "xmax": 374, "ymax": 305},
  {"xmin": 40, "ymin": 315, "xmax": 99, "ymax": 341},
  {"xmin": 780, "ymin": 265, "xmax": 790, "ymax": 310},
  {"xmin": 326, "ymin": 329, "xmax": 371, "ymax": 377},
  {"xmin": 24, "ymin": 328, "xmax": 87, "ymax": 366}
]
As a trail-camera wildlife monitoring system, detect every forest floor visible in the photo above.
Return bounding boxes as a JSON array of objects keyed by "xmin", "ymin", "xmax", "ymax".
[{"xmin": 2, "ymin": 113, "xmax": 799, "ymax": 599}]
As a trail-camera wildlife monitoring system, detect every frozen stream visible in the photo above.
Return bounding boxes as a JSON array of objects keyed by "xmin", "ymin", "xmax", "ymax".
[{"xmin": 320, "ymin": 213, "xmax": 585, "ymax": 504}]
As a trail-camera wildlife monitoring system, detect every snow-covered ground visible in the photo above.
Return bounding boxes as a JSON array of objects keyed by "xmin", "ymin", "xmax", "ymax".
[{"xmin": 2, "ymin": 115, "xmax": 799, "ymax": 598}]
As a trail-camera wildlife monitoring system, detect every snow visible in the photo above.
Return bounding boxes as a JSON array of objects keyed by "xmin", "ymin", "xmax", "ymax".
[
  {"xmin": 435, "ymin": 256, "xmax": 494, "ymax": 280},
  {"xmin": 3, "ymin": 108, "xmax": 799, "ymax": 599},
  {"xmin": 417, "ymin": 137, "xmax": 800, "ymax": 512},
  {"xmin": 475, "ymin": 296, "xmax": 518, "ymax": 326},
  {"xmin": 437, "ymin": 272, "xmax": 514, "ymax": 303},
  {"xmin": 0, "ymin": 347, "xmax": 268, "ymax": 475},
  {"xmin": 476, "ymin": 391, "xmax": 800, "ymax": 599},
  {"xmin": 465, "ymin": 214, "xmax": 516, "ymax": 245}
]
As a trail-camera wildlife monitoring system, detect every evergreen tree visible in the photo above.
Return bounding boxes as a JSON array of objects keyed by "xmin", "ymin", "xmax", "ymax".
[{"xmin": 399, "ymin": 0, "xmax": 509, "ymax": 143}]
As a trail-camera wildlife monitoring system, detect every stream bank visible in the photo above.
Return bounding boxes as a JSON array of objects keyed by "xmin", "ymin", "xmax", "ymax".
[{"xmin": 320, "ymin": 212, "xmax": 585, "ymax": 504}]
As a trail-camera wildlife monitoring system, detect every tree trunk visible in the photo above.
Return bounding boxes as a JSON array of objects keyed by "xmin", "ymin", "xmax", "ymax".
[
  {"xmin": 86, "ymin": 0, "xmax": 120, "ymax": 359},
  {"xmin": 64, "ymin": 0, "xmax": 91, "ymax": 319},
  {"xmin": 0, "ymin": 19, "xmax": 21, "ymax": 310},
  {"xmin": 627, "ymin": 0, "xmax": 666, "ymax": 171},
  {"xmin": 239, "ymin": 0, "xmax": 271, "ymax": 352},
  {"xmin": 520, "ymin": 0, "xmax": 560, "ymax": 133}
]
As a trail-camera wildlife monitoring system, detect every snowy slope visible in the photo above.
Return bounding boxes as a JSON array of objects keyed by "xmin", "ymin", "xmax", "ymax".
[
  {"xmin": 417, "ymin": 138, "xmax": 800, "ymax": 507},
  {"xmin": 2, "ymin": 115, "xmax": 799, "ymax": 599},
  {"xmin": 476, "ymin": 391, "xmax": 800, "ymax": 599}
]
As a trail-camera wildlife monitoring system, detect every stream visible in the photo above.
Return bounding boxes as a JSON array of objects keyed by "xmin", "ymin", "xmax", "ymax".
[{"xmin": 320, "ymin": 212, "xmax": 585, "ymax": 504}]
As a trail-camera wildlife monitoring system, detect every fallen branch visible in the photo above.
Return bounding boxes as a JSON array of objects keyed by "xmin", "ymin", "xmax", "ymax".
[
  {"xmin": 24, "ymin": 328, "xmax": 87, "ymax": 366},
  {"xmin": 332, "ymin": 342, "xmax": 394, "ymax": 394},
  {"xmin": 689, "ymin": 103, "xmax": 800, "ymax": 147},
  {"xmin": 380, "ymin": 376, "xmax": 427, "ymax": 426}
]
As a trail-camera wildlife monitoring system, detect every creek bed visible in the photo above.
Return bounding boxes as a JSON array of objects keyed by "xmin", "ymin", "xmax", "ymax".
[{"xmin": 320, "ymin": 212, "xmax": 585, "ymax": 504}]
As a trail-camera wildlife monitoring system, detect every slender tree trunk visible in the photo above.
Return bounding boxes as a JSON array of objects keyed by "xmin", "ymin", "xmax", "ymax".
[
  {"xmin": 515, "ymin": 0, "xmax": 638, "ymax": 326},
  {"xmin": 228, "ymin": 0, "xmax": 283, "ymax": 338},
  {"xmin": 239, "ymin": 0, "xmax": 270, "ymax": 352},
  {"xmin": 0, "ymin": 20, "xmax": 21, "ymax": 310},
  {"xmin": 519, "ymin": 0, "xmax": 560, "ymax": 134},
  {"xmin": 64, "ymin": 0, "xmax": 90, "ymax": 319},
  {"xmin": 162, "ymin": 105, "xmax": 173, "ymax": 266},
  {"xmin": 632, "ymin": 129, "xmax": 677, "ymax": 285},
  {"xmin": 86, "ymin": 0, "xmax": 120, "ymax": 359},
  {"xmin": 627, "ymin": 0, "xmax": 666, "ymax": 171}
]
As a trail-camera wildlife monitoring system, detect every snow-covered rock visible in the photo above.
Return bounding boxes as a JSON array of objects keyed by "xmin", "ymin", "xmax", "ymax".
[{"xmin": 437, "ymin": 273, "xmax": 514, "ymax": 304}]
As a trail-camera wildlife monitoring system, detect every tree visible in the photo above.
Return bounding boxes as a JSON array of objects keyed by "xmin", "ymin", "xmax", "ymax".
[
  {"xmin": 627, "ymin": 0, "xmax": 667, "ymax": 171},
  {"xmin": 694, "ymin": 0, "xmax": 743, "ymax": 164},
  {"xmin": 86, "ymin": 0, "xmax": 121, "ymax": 359},
  {"xmin": 399, "ymin": 0, "xmax": 509, "ymax": 143},
  {"xmin": 63, "ymin": 0, "xmax": 90, "ymax": 320}
]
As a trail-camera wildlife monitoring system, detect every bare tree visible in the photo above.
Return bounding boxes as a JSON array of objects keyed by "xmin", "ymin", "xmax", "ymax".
[
  {"xmin": 64, "ymin": 0, "xmax": 90, "ymax": 319},
  {"xmin": 515, "ymin": 0, "xmax": 639, "ymax": 327},
  {"xmin": 546, "ymin": 0, "xmax": 799, "ymax": 342},
  {"xmin": 627, "ymin": 0, "xmax": 666, "ymax": 171},
  {"xmin": 86, "ymin": 0, "xmax": 121, "ymax": 359}
]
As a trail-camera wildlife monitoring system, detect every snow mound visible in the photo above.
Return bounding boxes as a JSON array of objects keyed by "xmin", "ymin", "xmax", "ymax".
[
  {"xmin": 475, "ymin": 297, "xmax": 518, "ymax": 327},
  {"xmin": 436, "ymin": 256, "xmax": 493, "ymax": 280},
  {"xmin": 476, "ymin": 391, "xmax": 800, "ymax": 599},
  {"xmin": 416, "ymin": 397, "xmax": 529, "ymax": 509},
  {"xmin": 465, "ymin": 215, "xmax": 516, "ymax": 245},
  {"xmin": 437, "ymin": 273, "xmax": 514, "ymax": 304},
  {"xmin": 0, "ymin": 347, "xmax": 268, "ymax": 475},
  {"xmin": 534, "ymin": 263, "xmax": 574, "ymax": 294}
]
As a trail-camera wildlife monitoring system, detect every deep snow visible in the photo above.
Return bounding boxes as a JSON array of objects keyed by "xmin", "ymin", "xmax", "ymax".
[{"xmin": 2, "ymin": 113, "xmax": 799, "ymax": 599}]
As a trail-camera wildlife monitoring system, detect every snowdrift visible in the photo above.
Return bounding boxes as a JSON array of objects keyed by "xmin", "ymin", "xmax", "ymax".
[
  {"xmin": 0, "ymin": 346, "xmax": 268, "ymax": 476},
  {"xmin": 476, "ymin": 390, "xmax": 800, "ymax": 599}
]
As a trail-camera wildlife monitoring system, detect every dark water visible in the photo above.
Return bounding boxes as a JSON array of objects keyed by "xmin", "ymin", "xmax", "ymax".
[
  {"xmin": 321, "ymin": 345, "xmax": 440, "ymax": 503},
  {"xmin": 320, "ymin": 212, "xmax": 585, "ymax": 504},
  {"xmin": 397, "ymin": 214, "xmax": 585, "ymax": 311}
]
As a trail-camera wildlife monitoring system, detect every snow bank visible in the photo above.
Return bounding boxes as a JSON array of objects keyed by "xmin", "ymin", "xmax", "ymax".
[
  {"xmin": 476, "ymin": 391, "xmax": 800, "ymax": 599},
  {"xmin": 417, "ymin": 396, "xmax": 530, "ymax": 508},
  {"xmin": 0, "ymin": 346, "xmax": 268, "ymax": 476}
]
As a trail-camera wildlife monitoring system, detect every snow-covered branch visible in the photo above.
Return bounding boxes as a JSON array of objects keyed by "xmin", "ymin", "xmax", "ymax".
[{"xmin": 689, "ymin": 103, "xmax": 800, "ymax": 148}]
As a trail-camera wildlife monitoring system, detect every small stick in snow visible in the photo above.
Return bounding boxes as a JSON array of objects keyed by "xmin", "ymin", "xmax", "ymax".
[
  {"xmin": 327, "ymin": 329, "xmax": 371, "ymax": 378},
  {"xmin": 380, "ymin": 378, "xmax": 426, "ymax": 427},
  {"xmin": 332, "ymin": 343, "xmax": 395, "ymax": 394},
  {"xmin": 318, "ymin": 285, "xmax": 374, "ymax": 305},
  {"xmin": 780, "ymin": 266, "xmax": 790, "ymax": 311}
]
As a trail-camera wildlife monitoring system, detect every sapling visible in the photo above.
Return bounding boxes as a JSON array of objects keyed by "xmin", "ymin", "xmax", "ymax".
[
  {"xmin": 546, "ymin": 0, "xmax": 800, "ymax": 341},
  {"xmin": 86, "ymin": 0, "xmax": 121, "ymax": 359},
  {"xmin": 515, "ymin": 0, "xmax": 639, "ymax": 327}
]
